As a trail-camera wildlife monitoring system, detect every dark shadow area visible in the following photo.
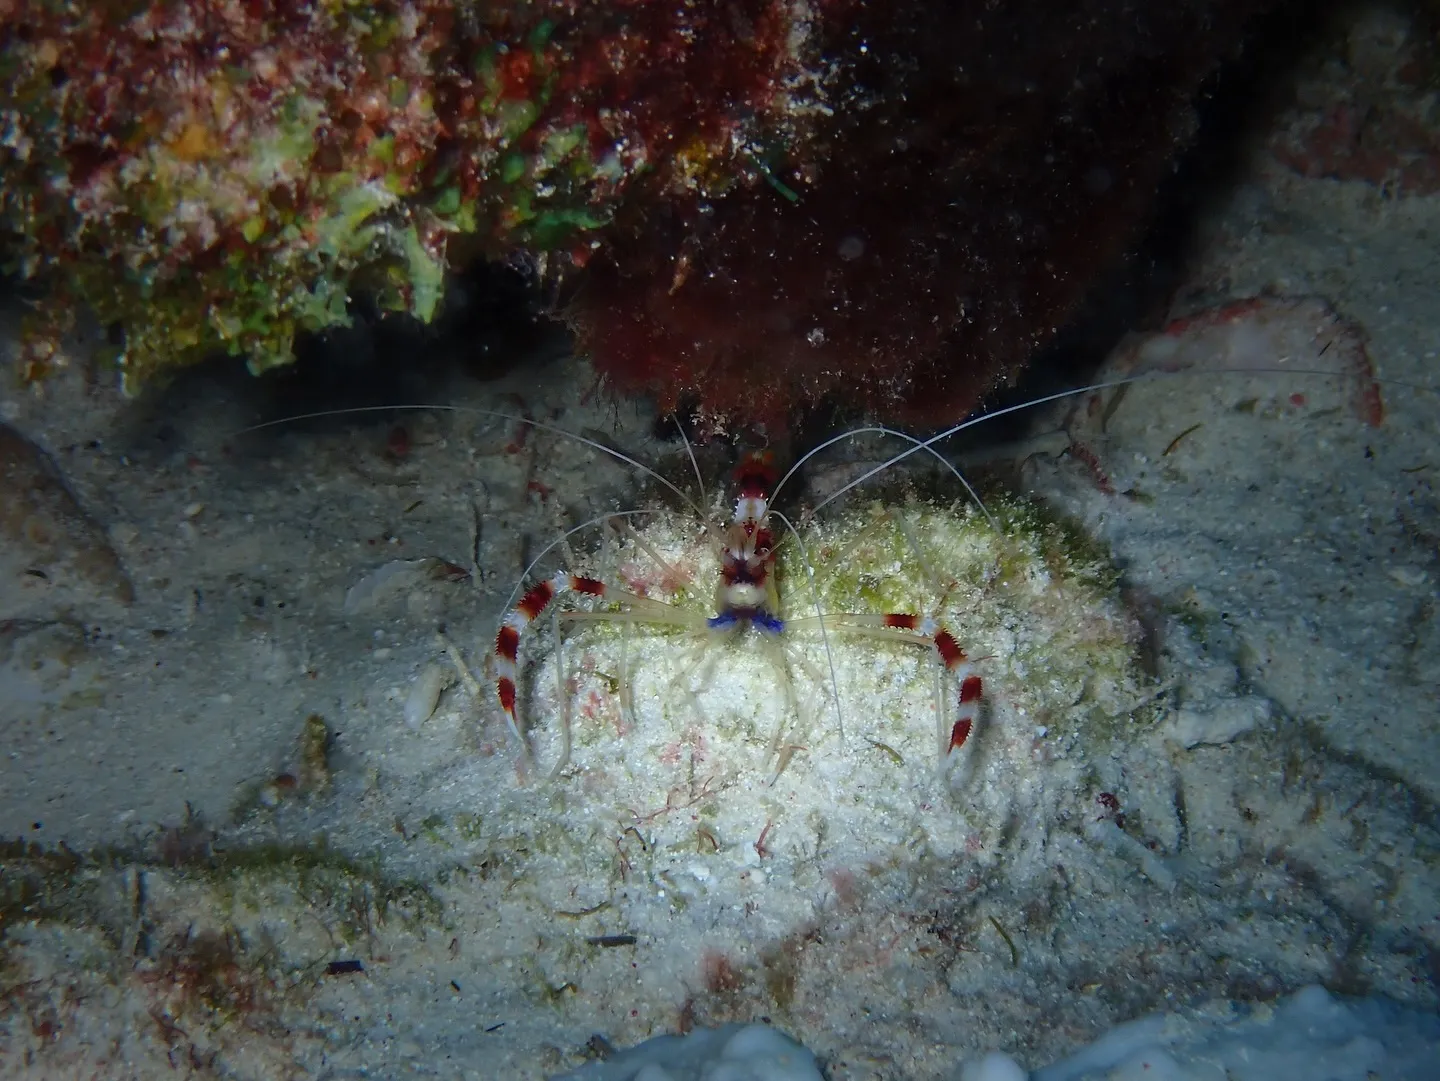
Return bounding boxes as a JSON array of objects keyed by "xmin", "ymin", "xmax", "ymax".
[
  {"xmin": 112, "ymin": 259, "xmax": 573, "ymax": 457},
  {"xmin": 593, "ymin": 0, "xmax": 1349, "ymax": 478},
  {"xmin": 924, "ymin": 0, "xmax": 1347, "ymax": 455}
]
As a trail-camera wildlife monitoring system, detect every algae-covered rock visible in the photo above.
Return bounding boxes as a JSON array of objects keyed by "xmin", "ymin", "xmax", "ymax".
[
  {"xmin": 0, "ymin": 836, "xmax": 438, "ymax": 1078},
  {"xmin": 468, "ymin": 491, "xmax": 1155, "ymax": 902},
  {"xmin": 0, "ymin": 1, "xmax": 826, "ymax": 389}
]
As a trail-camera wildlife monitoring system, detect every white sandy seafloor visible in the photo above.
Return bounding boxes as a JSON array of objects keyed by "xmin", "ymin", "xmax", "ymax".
[{"xmin": 4, "ymin": 41, "xmax": 1440, "ymax": 1081}]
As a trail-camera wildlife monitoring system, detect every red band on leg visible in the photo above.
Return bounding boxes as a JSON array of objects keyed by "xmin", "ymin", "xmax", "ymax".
[
  {"xmin": 569, "ymin": 575, "xmax": 607, "ymax": 597},
  {"xmin": 517, "ymin": 581, "xmax": 556, "ymax": 621},
  {"xmin": 934, "ymin": 630, "xmax": 966, "ymax": 669},
  {"xmin": 949, "ymin": 718, "xmax": 973, "ymax": 751}
]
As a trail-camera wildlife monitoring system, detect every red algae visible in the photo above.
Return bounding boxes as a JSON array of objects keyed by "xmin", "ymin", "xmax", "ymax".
[{"xmin": 574, "ymin": 0, "xmax": 1286, "ymax": 431}]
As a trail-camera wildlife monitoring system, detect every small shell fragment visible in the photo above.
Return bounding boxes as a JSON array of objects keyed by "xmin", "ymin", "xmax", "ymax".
[
  {"xmin": 404, "ymin": 663, "xmax": 448, "ymax": 728},
  {"xmin": 343, "ymin": 558, "xmax": 431, "ymax": 615}
]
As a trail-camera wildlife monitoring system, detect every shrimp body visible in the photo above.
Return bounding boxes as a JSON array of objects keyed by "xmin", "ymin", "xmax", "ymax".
[
  {"xmin": 709, "ymin": 451, "xmax": 783, "ymax": 634},
  {"xmin": 491, "ymin": 446, "xmax": 988, "ymax": 773}
]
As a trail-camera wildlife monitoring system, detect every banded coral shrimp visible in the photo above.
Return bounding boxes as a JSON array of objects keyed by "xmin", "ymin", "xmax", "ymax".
[
  {"xmin": 221, "ymin": 371, "xmax": 1156, "ymax": 858},
  {"xmin": 385, "ymin": 405, "xmax": 1136, "ymax": 826},
  {"xmin": 51, "ymin": 318, "xmax": 1428, "ymax": 1079},
  {"xmin": 224, "ymin": 310, "xmax": 1428, "ymax": 863}
]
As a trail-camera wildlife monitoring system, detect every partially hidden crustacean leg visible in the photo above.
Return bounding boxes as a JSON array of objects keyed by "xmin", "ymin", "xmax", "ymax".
[
  {"xmin": 494, "ymin": 571, "xmax": 602, "ymax": 751},
  {"xmin": 787, "ymin": 612, "xmax": 982, "ymax": 761},
  {"xmin": 494, "ymin": 568, "xmax": 705, "ymax": 775},
  {"xmin": 550, "ymin": 605, "xmax": 571, "ymax": 777},
  {"xmin": 754, "ymin": 632, "xmax": 800, "ymax": 769},
  {"xmin": 892, "ymin": 617, "xmax": 983, "ymax": 759},
  {"xmin": 764, "ymin": 633, "xmax": 841, "ymax": 782}
]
